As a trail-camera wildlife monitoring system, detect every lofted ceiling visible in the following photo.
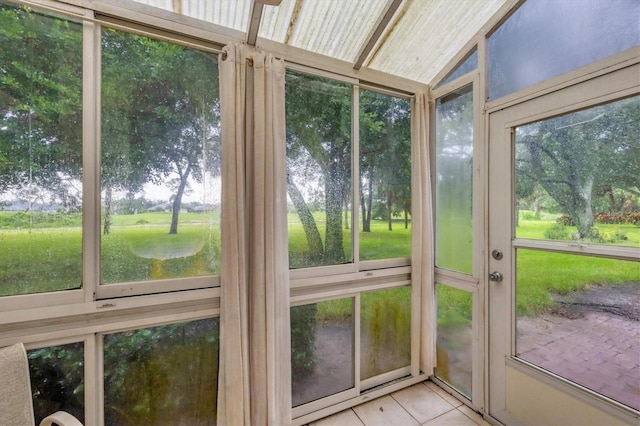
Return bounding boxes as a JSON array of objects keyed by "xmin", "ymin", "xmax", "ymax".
[{"xmin": 128, "ymin": 0, "xmax": 508, "ymax": 85}]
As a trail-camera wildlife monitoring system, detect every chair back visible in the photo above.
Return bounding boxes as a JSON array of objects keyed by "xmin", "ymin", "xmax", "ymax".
[{"xmin": 0, "ymin": 343, "xmax": 36, "ymax": 426}]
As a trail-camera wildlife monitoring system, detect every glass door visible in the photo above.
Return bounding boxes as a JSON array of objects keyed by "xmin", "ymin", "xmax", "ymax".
[{"xmin": 488, "ymin": 65, "xmax": 639, "ymax": 424}]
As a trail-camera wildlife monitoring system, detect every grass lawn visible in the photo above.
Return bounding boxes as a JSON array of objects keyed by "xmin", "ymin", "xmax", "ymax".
[{"xmin": 1, "ymin": 210, "xmax": 638, "ymax": 317}]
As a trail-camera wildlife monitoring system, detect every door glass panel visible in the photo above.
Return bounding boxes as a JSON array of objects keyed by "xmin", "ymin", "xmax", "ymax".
[
  {"xmin": 286, "ymin": 71, "xmax": 352, "ymax": 269},
  {"xmin": 488, "ymin": 0, "xmax": 640, "ymax": 100},
  {"xmin": 435, "ymin": 85, "xmax": 473, "ymax": 274},
  {"xmin": 359, "ymin": 90, "xmax": 411, "ymax": 261},
  {"xmin": 101, "ymin": 28, "xmax": 221, "ymax": 284},
  {"xmin": 360, "ymin": 286, "xmax": 411, "ymax": 380},
  {"xmin": 291, "ymin": 298, "xmax": 354, "ymax": 406},
  {"xmin": 435, "ymin": 284, "xmax": 472, "ymax": 398},
  {"xmin": 28, "ymin": 342, "xmax": 84, "ymax": 424},
  {"xmin": 0, "ymin": 2, "xmax": 83, "ymax": 296},
  {"xmin": 515, "ymin": 96, "xmax": 639, "ymax": 246},
  {"xmin": 516, "ymin": 249, "xmax": 639, "ymax": 410},
  {"xmin": 103, "ymin": 318, "xmax": 220, "ymax": 425}
]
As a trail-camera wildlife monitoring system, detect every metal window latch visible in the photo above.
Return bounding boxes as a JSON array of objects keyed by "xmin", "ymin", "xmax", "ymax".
[{"xmin": 489, "ymin": 271, "xmax": 503, "ymax": 282}]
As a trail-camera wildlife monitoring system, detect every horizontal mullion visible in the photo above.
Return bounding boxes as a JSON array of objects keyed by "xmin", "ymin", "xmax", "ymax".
[{"xmin": 512, "ymin": 238, "xmax": 640, "ymax": 262}]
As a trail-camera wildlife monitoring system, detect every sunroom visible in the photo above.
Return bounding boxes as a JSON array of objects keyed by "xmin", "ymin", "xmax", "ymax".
[{"xmin": 0, "ymin": 0, "xmax": 638, "ymax": 425}]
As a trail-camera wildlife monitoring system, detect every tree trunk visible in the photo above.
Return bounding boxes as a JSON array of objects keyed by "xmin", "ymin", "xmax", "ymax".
[
  {"xmin": 404, "ymin": 208, "xmax": 409, "ymax": 229},
  {"xmin": 344, "ymin": 195, "xmax": 350, "ymax": 230},
  {"xmin": 361, "ymin": 178, "xmax": 372, "ymax": 232},
  {"xmin": 169, "ymin": 165, "xmax": 192, "ymax": 234},
  {"xmin": 103, "ymin": 185, "xmax": 112, "ymax": 235},
  {"xmin": 324, "ymin": 154, "xmax": 345, "ymax": 264},
  {"xmin": 387, "ymin": 189, "xmax": 393, "ymax": 231},
  {"xmin": 287, "ymin": 172, "xmax": 324, "ymax": 261}
]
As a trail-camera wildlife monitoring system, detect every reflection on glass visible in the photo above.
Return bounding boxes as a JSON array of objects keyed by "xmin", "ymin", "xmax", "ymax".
[
  {"xmin": 0, "ymin": 2, "xmax": 83, "ymax": 296},
  {"xmin": 515, "ymin": 96, "xmax": 639, "ymax": 247},
  {"xmin": 103, "ymin": 318, "xmax": 220, "ymax": 425},
  {"xmin": 516, "ymin": 250, "xmax": 640, "ymax": 410},
  {"xmin": 100, "ymin": 28, "xmax": 221, "ymax": 284},
  {"xmin": 28, "ymin": 343, "xmax": 84, "ymax": 424},
  {"xmin": 359, "ymin": 90, "xmax": 411, "ymax": 261},
  {"xmin": 435, "ymin": 284, "xmax": 472, "ymax": 398},
  {"xmin": 435, "ymin": 85, "xmax": 473, "ymax": 274},
  {"xmin": 488, "ymin": 0, "xmax": 639, "ymax": 100},
  {"xmin": 291, "ymin": 299, "xmax": 354, "ymax": 406},
  {"xmin": 436, "ymin": 50, "xmax": 478, "ymax": 88},
  {"xmin": 361, "ymin": 287, "xmax": 411, "ymax": 380},
  {"xmin": 286, "ymin": 70, "xmax": 352, "ymax": 269}
]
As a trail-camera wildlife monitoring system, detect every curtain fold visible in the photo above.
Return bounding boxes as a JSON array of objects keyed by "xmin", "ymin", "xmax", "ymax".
[
  {"xmin": 248, "ymin": 51, "xmax": 291, "ymax": 426},
  {"xmin": 218, "ymin": 43, "xmax": 291, "ymax": 426},
  {"xmin": 218, "ymin": 43, "xmax": 250, "ymax": 426},
  {"xmin": 411, "ymin": 92, "xmax": 436, "ymax": 375}
]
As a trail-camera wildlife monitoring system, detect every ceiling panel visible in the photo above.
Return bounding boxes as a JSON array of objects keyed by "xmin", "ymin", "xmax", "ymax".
[
  {"xmin": 366, "ymin": 0, "xmax": 506, "ymax": 83},
  {"xmin": 128, "ymin": 0, "xmax": 509, "ymax": 85}
]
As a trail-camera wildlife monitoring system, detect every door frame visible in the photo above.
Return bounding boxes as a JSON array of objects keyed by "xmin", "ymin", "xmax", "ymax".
[{"xmin": 486, "ymin": 62, "xmax": 640, "ymax": 425}]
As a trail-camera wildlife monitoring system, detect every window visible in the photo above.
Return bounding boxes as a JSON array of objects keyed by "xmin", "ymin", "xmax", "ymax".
[
  {"xmin": 514, "ymin": 96, "xmax": 640, "ymax": 411},
  {"xmin": 435, "ymin": 50, "xmax": 478, "ymax": 89},
  {"xmin": 488, "ymin": 0, "xmax": 640, "ymax": 100},
  {"xmin": 359, "ymin": 89, "xmax": 411, "ymax": 262},
  {"xmin": 285, "ymin": 70, "xmax": 352, "ymax": 269},
  {"xmin": 103, "ymin": 318, "xmax": 220, "ymax": 425},
  {"xmin": 0, "ymin": 0, "xmax": 83, "ymax": 296},
  {"xmin": 435, "ymin": 84, "xmax": 473, "ymax": 274},
  {"xmin": 101, "ymin": 27, "xmax": 221, "ymax": 285}
]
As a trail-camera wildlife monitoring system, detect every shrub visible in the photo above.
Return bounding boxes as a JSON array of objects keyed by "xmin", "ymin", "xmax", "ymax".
[
  {"xmin": 556, "ymin": 215, "xmax": 574, "ymax": 226},
  {"xmin": 544, "ymin": 223, "xmax": 569, "ymax": 240}
]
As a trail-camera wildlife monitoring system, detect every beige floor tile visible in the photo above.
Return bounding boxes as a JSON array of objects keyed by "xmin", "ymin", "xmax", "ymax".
[
  {"xmin": 353, "ymin": 395, "xmax": 419, "ymax": 426},
  {"xmin": 391, "ymin": 383, "xmax": 456, "ymax": 423},
  {"xmin": 424, "ymin": 382, "xmax": 464, "ymax": 408},
  {"xmin": 422, "ymin": 410, "xmax": 477, "ymax": 426},
  {"xmin": 310, "ymin": 409, "xmax": 365, "ymax": 426},
  {"xmin": 457, "ymin": 405, "xmax": 491, "ymax": 426}
]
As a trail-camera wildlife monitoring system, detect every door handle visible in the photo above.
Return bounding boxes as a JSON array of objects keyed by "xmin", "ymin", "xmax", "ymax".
[{"xmin": 489, "ymin": 271, "xmax": 503, "ymax": 282}]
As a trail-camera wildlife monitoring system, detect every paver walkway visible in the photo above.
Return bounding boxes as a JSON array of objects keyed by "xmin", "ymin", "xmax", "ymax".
[{"xmin": 518, "ymin": 307, "xmax": 640, "ymax": 410}]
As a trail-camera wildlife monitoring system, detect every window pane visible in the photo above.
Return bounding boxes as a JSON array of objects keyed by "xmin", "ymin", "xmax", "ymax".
[
  {"xmin": 101, "ymin": 28, "xmax": 221, "ymax": 284},
  {"xmin": 488, "ymin": 0, "xmax": 640, "ymax": 100},
  {"xmin": 361, "ymin": 286, "xmax": 411, "ymax": 380},
  {"xmin": 286, "ymin": 71, "xmax": 352, "ymax": 269},
  {"xmin": 291, "ymin": 298, "xmax": 354, "ymax": 406},
  {"xmin": 359, "ymin": 90, "xmax": 411, "ymax": 261},
  {"xmin": 28, "ymin": 342, "xmax": 84, "ymax": 424},
  {"xmin": 103, "ymin": 318, "xmax": 219, "ymax": 425},
  {"xmin": 515, "ymin": 96, "xmax": 640, "ymax": 246},
  {"xmin": 435, "ymin": 284, "xmax": 472, "ymax": 398},
  {"xmin": 516, "ymin": 250, "xmax": 639, "ymax": 410},
  {"xmin": 435, "ymin": 85, "xmax": 473, "ymax": 274},
  {"xmin": 0, "ymin": 2, "xmax": 82, "ymax": 296},
  {"xmin": 435, "ymin": 50, "xmax": 478, "ymax": 88}
]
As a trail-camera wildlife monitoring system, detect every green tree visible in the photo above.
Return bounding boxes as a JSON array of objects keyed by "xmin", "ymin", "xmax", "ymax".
[
  {"xmin": 516, "ymin": 96, "xmax": 640, "ymax": 238},
  {"xmin": 0, "ymin": 3, "xmax": 82, "ymax": 209},
  {"xmin": 101, "ymin": 29, "xmax": 220, "ymax": 235},
  {"xmin": 286, "ymin": 71, "xmax": 351, "ymax": 264}
]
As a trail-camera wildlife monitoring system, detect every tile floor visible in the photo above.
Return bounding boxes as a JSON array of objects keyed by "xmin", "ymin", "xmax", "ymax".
[{"xmin": 309, "ymin": 381, "xmax": 491, "ymax": 426}]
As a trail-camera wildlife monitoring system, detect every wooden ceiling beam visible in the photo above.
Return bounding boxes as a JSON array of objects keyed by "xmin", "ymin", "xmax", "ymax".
[{"xmin": 353, "ymin": 0, "xmax": 403, "ymax": 70}]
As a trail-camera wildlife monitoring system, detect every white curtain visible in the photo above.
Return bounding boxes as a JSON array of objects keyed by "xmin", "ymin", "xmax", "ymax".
[
  {"xmin": 411, "ymin": 92, "xmax": 436, "ymax": 375},
  {"xmin": 218, "ymin": 43, "xmax": 251, "ymax": 426},
  {"xmin": 218, "ymin": 43, "xmax": 291, "ymax": 426},
  {"xmin": 247, "ymin": 51, "xmax": 291, "ymax": 425}
]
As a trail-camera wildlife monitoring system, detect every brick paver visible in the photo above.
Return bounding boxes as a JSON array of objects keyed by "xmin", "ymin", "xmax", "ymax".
[{"xmin": 518, "ymin": 311, "xmax": 640, "ymax": 410}]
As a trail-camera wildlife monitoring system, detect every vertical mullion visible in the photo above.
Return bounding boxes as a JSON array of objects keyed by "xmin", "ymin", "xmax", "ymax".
[
  {"xmin": 84, "ymin": 334, "xmax": 101, "ymax": 426},
  {"xmin": 354, "ymin": 293, "xmax": 361, "ymax": 393},
  {"xmin": 82, "ymin": 15, "xmax": 100, "ymax": 302},
  {"xmin": 352, "ymin": 85, "xmax": 360, "ymax": 269}
]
